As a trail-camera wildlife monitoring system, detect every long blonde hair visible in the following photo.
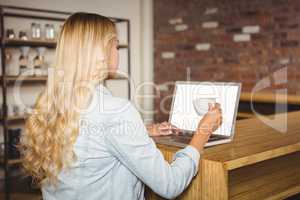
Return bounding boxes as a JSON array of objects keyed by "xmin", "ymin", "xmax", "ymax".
[{"xmin": 20, "ymin": 12, "xmax": 117, "ymax": 184}]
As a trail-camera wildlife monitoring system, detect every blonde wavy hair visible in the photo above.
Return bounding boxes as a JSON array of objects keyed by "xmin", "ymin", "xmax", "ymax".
[{"xmin": 19, "ymin": 12, "xmax": 117, "ymax": 185}]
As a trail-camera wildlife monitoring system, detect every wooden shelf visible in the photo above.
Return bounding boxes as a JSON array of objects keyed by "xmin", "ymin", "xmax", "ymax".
[
  {"xmin": 0, "ymin": 193, "xmax": 42, "ymax": 200},
  {"xmin": 7, "ymin": 115, "xmax": 26, "ymax": 122},
  {"xmin": 3, "ymin": 75, "xmax": 48, "ymax": 82},
  {"xmin": 4, "ymin": 38, "xmax": 56, "ymax": 48},
  {"xmin": 2, "ymin": 76, "xmax": 130, "ymax": 83},
  {"xmin": 0, "ymin": 157, "xmax": 22, "ymax": 165},
  {"xmin": 118, "ymin": 44, "xmax": 129, "ymax": 49},
  {"xmin": 4, "ymin": 38, "xmax": 129, "ymax": 49},
  {"xmin": 8, "ymin": 158, "xmax": 22, "ymax": 165},
  {"xmin": 0, "ymin": 116, "xmax": 26, "ymax": 123},
  {"xmin": 2, "ymin": 73, "xmax": 128, "ymax": 87},
  {"xmin": 106, "ymin": 74, "xmax": 129, "ymax": 80}
]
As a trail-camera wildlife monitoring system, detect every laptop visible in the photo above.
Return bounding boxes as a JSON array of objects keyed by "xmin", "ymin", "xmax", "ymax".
[{"xmin": 153, "ymin": 81, "xmax": 241, "ymax": 147}]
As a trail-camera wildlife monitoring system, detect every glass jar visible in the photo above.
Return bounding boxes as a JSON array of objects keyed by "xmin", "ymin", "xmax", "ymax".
[
  {"xmin": 6, "ymin": 29, "xmax": 15, "ymax": 39},
  {"xmin": 45, "ymin": 24, "xmax": 55, "ymax": 40},
  {"xmin": 31, "ymin": 23, "xmax": 41, "ymax": 39},
  {"xmin": 19, "ymin": 47, "xmax": 30, "ymax": 75},
  {"xmin": 31, "ymin": 23, "xmax": 36, "ymax": 38},
  {"xmin": 34, "ymin": 47, "xmax": 46, "ymax": 76},
  {"xmin": 19, "ymin": 31, "xmax": 28, "ymax": 40}
]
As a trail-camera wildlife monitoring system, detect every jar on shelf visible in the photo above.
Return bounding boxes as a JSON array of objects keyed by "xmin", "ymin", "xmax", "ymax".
[
  {"xmin": 45, "ymin": 24, "xmax": 55, "ymax": 40},
  {"xmin": 34, "ymin": 47, "xmax": 46, "ymax": 76},
  {"xmin": 6, "ymin": 29, "xmax": 15, "ymax": 39},
  {"xmin": 31, "ymin": 23, "xmax": 41, "ymax": 40},
  {"xmin": 19, "ymin": 46, "xmax": 31, "ymax": 75},
  {"xmin": 19, "ymin": 31, "xmax": 28, "ymax": 40}
]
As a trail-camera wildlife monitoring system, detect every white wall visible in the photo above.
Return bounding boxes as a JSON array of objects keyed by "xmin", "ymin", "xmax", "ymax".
[{"xmin": 1, "ymin": 0, "xmax": 154, "ymax": 122}]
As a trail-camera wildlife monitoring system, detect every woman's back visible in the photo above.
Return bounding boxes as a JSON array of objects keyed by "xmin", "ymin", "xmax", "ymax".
[{"xmin": 42, "ymin": 85, "xmax": 146, "ymax": 199}]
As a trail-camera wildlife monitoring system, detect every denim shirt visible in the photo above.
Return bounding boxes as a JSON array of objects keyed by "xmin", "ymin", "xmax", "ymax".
[{"xmin": 42, "ymin": 84, "xmax": 200, "ymax": 200}]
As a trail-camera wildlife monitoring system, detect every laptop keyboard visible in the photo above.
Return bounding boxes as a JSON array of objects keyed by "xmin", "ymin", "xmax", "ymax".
[{"xmin": 170, "ymin": 134, "xmax": 223, "ymax": 144}]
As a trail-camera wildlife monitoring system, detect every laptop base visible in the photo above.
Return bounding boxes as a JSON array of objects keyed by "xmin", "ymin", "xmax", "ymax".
[{"xmin": 152, "ymin": 134, "xmax": 232, "ymax": 148}]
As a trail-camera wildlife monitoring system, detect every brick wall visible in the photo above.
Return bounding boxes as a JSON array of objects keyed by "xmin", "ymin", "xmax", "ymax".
[{"xmin": 154, "ymin": 0, "xmax": 300, "ymax": 122}]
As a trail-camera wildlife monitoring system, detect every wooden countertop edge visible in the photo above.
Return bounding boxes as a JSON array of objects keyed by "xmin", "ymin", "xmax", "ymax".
[
  {"xmin": 156, "ymin": 138, "xmax": 300, "ymax": 171},
  {"xmin": 222, "ymin": 142, "xmax": 300, "ymax": 170},
  {"xmin": 157, "ymin": 142, "xmax": 300, "ymax": 171},
  {"xmin": 240, "ymin": 92, "xmax": 300, "ymax": 104}
]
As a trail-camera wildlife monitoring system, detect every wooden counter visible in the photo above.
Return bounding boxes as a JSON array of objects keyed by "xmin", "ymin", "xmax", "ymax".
[
  {"xmin": 240, "ymin": 92, "xmax": 300, "ymax": 105},
  {"xmin": 146, "ymin": 111, "xmax": 300, "ymax": 200}
]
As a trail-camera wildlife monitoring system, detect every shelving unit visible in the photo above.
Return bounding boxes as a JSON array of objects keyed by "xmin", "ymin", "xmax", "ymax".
[{"xmin": 0, "ymin": 5, "xmax": 131, "ymax": 200}]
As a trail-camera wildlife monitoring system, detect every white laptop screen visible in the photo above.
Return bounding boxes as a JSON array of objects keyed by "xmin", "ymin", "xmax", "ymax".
[{"xmin": 169, "ymin": 82, "xmax": 240, "ymax": 137}]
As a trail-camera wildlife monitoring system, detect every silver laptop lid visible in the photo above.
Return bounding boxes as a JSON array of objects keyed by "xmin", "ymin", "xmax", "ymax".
[{"xmin": 169, "ymin": 81, "xmax": 241, "ymax": 137}]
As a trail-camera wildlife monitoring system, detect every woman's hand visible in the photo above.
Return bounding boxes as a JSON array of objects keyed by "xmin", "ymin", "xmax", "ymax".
[
  {"xmin": 147, "ymin": 122, "xmax": 180, "ymax": 137},
  {"xmin": 190, "ymin": 103, "xmax": 222, "ymax": 152}
]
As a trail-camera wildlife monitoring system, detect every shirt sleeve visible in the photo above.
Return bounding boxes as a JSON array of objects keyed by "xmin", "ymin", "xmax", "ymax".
[{"xmin": 104, "ymin": 103, "xmax": 200, "ymax": 199}]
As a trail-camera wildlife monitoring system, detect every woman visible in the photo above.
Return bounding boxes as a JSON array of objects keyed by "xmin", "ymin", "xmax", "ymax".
[{"xmin": 20, "ymin": 13, "xmax": 222, "ymax": 200}]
